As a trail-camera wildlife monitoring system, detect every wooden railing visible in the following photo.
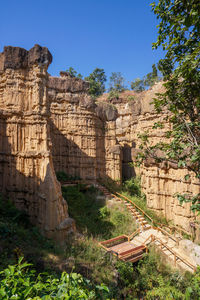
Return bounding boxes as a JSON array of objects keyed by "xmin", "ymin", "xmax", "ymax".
[
  {"xmin": 111, "ymin": 190, "xmax": 191, "ymax": 241},
  {"xmin": 143, "ymin": 234, "xmax": 196, "ymax": 272},
  {"xmin": 115, "ymin": 192, "xmax": 154, "ymax": 224},
  {"xmin": 127, "ymin": 228, "xmax": 141, "ymax": 242},
  {"xmin": 152, "ymin": 226, "xmax": 179, "ymax": 245},
  {"xmin": 99, "ymin": 235, "xmax": 128, "ymax": 251}
]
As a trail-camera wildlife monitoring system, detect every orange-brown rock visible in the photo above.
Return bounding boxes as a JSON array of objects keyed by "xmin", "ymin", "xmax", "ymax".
[
  {"xmin": 1, "ymin": 44, "xmax": 199, "ymax": 241},
  {"xmin": 48, "ymin": 73, "xmax": 121, "ymax": 181},
  {"xmin": 0, "ymin": 45, "xmax": 74, "ymax": 241},
  {"xmin": 0, "ymin": 45, "xmax": 121, "ymax": 242},
  {"xmin": 100, "ymin": 83, "xmax": 200, "ymax": 236}
]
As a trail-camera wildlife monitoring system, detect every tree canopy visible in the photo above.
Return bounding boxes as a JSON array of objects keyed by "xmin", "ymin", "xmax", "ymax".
[
  {"xmin": 109, "ymin": 72, "xmax": 125, "ymax": 92},
  {"xmin": 131, "ymin": 64, "xmax": 159, "ymax": 92},
  {"xmin": 138, "ymin": 0, "xmax": 200, "ymax": 210},
  {"xmin": 85, "ymin": 68, "xmax": 106, "ymax": 98},
  {"xmin": 66, "ymin": 67, "xmax": 83, "ymax": 79}
]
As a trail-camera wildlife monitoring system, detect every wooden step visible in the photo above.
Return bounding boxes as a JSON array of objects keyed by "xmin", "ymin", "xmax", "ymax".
[
  {"xmin": 143, "ymin": 225, "xmax": 151, "ymax": 230},
  {"xmin": 128, "ymin": 254, "xmax": 144, "ymax": 263},
  {"xmin": 141, "ymin": 221, "xmax": 148, "ymax": 225},
  {"xmin": 122, "ymin": 251, "xmax": 143, "ymax": 262}
]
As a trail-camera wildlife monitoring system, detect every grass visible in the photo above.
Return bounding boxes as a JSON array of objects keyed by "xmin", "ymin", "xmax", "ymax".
[
  {"xmin": 1, "ymin": 181, "xmax": 199, "ymax": 299},
  {"xmin": 0, "ymin": 195, "xmax": 63, "ymax": 273},
  {"xmin": 62, "ymin": 184, "xmax": 136, "ymax": 239},
  {"xmin": 61, "ymin": 183, "xmax": 136, "ymax": 285},
  {"xmin": 0, "ymin": 183, "xmax": 136, "ymax": 288},
  {"xmin": 102, "ymin": 176, "xmax": 169, "ymax": 226}
]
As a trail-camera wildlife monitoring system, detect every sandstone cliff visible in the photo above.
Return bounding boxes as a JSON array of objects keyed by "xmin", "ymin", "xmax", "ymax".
[
  {"xmin": 48, "ymin": 73, "xmax": 120, "ymax": 181},
  {"xmin": 0, "ymin": 45, "xmax": 121, "ymax": 241},
  {"xmin": 99, "ymin": 84, "xmax": 200, "ymax": 236},
  {"xmin": 1, "ymin": 44, "xmax": 199, "ymax": 240},
  {"xmin": 0, "ymin": 45, "xmax": 74, "ymax": 241}
]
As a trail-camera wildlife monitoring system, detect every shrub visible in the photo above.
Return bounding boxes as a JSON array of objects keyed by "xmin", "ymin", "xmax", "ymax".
[
  {"xmin": 123, "ymin": 177, "xmax": 141, "ymax": 197},
  {"xmin": 0, "ymin": 258, "xmax": 110, "ymax": 299},
  {"xmin": 56, "ymin": 171, "xmax": 81, "ymax": 182},
  {"xmin": 126, "ymin": 95, "xmax": 135, "ymax": 102},
  {"xmin": 107, "ymin": 90, "xmax": 119, "ymax": 101}
]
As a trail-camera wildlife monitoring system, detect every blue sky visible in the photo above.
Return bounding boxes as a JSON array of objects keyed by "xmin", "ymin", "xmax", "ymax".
[{"xmin": 0, "ymin": 0, "xmax": 163, "ymax": 88}]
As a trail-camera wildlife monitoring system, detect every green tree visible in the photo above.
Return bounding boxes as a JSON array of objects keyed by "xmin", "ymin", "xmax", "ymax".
[
  {"xmin": 144, "ymin": 64, "xmax": 159, "ymax": 87},
  {"xmin": 131, "ymin": 77, "xmax": 145, "ymax": 92},
  {"xmin": 66, "ymin": 67, "xmax": 83, "ymax": 79},
  {"xmin": 109, "ymin": 72, "xmax": 125, "ymax": 92},
  {"xmin": 131, "ymin": 64, "xmax": 159, "ymax": 92},
  {"xmin": 138, "ymin": 0, "xmax": 200, "ymax": 210},
  {"xmin": 85, "ymin": 68, "xmax": 106, "ymax": 98}
]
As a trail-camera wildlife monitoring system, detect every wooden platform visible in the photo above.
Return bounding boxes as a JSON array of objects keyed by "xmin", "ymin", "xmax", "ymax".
[
  {"xmin": 99, "ymin": 236, "xmax": 147, "ymax": 263},
  {"xmin": 108, "ymin": 241, "xmax": 137, "ymax": 254}
]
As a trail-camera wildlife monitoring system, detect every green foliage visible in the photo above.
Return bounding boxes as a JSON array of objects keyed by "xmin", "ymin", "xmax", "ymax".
[
  {"xmin": 85, "ymin": 68, "xmax": 106, "ymax": 98},
  {"xmin": 126, "ymin": 95, "xmax": 135, "ymax": 102},
  {"xmin": 131, "ymin": 64, "xmax": 159, "ymax": 92},
  {"xmin": 107, "ymin": 90, "xmax": 119, "ymax": 101},
  {"xmin": 131, "ymin": 77, "xmax": 145, "ymax": 92},
  {"xmin": 137, "ymin": 0, "xmax": 200, "ymax": 210},
  {"xmin": 109, "ymin": 72, "xmax": 125, "ymax": 92},
  {"xmin": 56, "ymin": 171, "xmax": 81, "ymax": 182},
  {"xmin": 0, "ymin": 258, "xmax": 110, "ymax": 299},
  {"xmin": 123, "ymin": 177, "xmax": 141, "ymax": 197},
  {"xmin": 144, "ymin": 63, "xmax": 159, "ymax": 87},
  {"xmin": 66, "ymin": 67, "xmax": 83, "ymax": 79},
  {"xmin": 0, "ymin": 194, "xmax": 60, "ymax": 271},
  {"xmin": 61, "ymin": 184, "xmax": 136, "ymax": 238}
]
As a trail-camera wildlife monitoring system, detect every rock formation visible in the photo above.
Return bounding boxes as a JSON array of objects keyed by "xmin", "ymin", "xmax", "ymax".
[
  {"xmin": 1, "ymin": 44, "xmax": 199, "ymax": 241},
  {"xmin": 0, "ymin": 45, "xmax": 74, "ymax": 241},
  {"xmin": 48, "ymin": 74, "xmax": 120, "ymax": 181},
  {"xmin": 100, "ymin": 84, "xmax": 200, "ymax": 236},
  {"xmin": 0, "ymin": 45, "xmax": 120, "ymax": 241}
]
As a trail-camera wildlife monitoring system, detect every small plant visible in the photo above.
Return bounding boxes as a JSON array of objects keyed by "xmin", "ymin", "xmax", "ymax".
[
  {"xmin": 126, "ymin": 95, "xmax": 135, "ymax": 102},
  {"xmin": 56, "ymin": 171, "xmax": 81, "ymax": 182},
  {"xmin": 107, "ymin": 89, "xmax": 119, "ymax": 101},
  {"xmin": 123, "ymin": 176, "xmax": 141, "ymax": 197}
]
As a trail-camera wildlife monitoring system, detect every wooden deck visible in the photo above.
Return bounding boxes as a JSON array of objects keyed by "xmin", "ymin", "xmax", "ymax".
[
  {"xmin": 99, "ymin": 237, "xmax": 147, "ymax": 263},
  {"xmin": 108, "ymin": 241, "xmax": 137, "ymax": 254}
]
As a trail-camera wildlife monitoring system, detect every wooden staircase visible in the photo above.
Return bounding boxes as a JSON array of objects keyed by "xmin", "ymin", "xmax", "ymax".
[
  {"xmin": 97, "ymin": 184, "xmax": 151, "ymax": 231},
  {"xmin": 60, "ymin": 180, "xmax": 197, "ymax": 272},
  {"xmin": 97, "ymin": 183, "xmax": 197, "ymax": 272},
  {"xmin": 99, "ymin": 235, "xmax": 147, "ymax": 263}
]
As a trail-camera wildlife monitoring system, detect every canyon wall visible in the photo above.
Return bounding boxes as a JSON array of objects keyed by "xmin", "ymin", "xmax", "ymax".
[
  {"xmin": 1, "ymin": 44, "xmax": 199, "ymax": 239},
  {"xmin": 105, "ymin": 83, "xmax": 200, "ymax": 235},
  {"xmin": 48, "ymin": 74, "xmax": 121, "ymax": 181},
  {"xmin": 0, "ymin": 45, "xmax": 121, "ymax": 241},
  {"xmin": 0, "ymin": 45, "xmax": 74, "ymax": 241}
]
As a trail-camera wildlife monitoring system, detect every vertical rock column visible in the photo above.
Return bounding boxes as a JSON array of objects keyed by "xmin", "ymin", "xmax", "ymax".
[{"xmin": 0, "ymin": 45, "xmax": 74, "ymax": 241}]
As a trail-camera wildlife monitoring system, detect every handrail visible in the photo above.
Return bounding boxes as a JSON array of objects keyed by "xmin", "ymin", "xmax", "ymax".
[
  {"xmin": 99, "ymin": 182, "xmax": 192, "ymax": 241},
  {"xmin": 113, "ymin": 191, "xmax": 191, "ymax": 240},
  {"xmin": 143, "ymin": 234, "xmax": 154, "ymax": 245},
  {"xmin": 152, "ymin": 226, "xmax": 179, "ymax": 245},
  {"xmin": 115, "ymin": 192, "xmax": 154, "ymax": 224},
  {"xmin": 128, "ymin": 228, "xmax": 141, "ymax": 242},
  {"xmin": 156, "ymin": 222, "xmax": 191, "ymax": 238},
  {"xmin": 145, "ymin": 234, "xmax": 196, "ymax": 272}
]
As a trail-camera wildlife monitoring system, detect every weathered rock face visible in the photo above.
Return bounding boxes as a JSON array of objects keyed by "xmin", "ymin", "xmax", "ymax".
[
  {"xmin": 48, "ymin": 72, "xmax": 121, "ymax": 181},
  {"xmin": 0, "ymin": 45, "xmax": 74, "ymax": 241},
  {"xmin": 1, "ymin": 44, "xmax": 199, "ymax": 241},
  {"xmin": 104, "ymin": 84, "xmax": 200, "ymax": 236},
  {"xmin": 0, "ymin": 45, "xmax": 121, "ymax": 242}
]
